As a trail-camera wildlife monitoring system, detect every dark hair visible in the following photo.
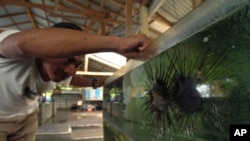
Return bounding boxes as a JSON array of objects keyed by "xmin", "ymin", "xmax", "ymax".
[{"xmin": 52, "ymin": 22, "xmax": 83, "ymax": 31}]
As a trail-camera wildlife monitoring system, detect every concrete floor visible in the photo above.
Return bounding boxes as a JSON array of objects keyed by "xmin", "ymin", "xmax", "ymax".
[{"xmin": 36, "ymin": 110, "xmax": 104, "ymax": 141}]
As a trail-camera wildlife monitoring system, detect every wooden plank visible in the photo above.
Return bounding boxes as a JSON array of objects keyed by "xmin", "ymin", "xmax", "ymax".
[
  {"xmin": 154, "ymin": 12, "xmax": 172, "ymax": 27},
  {"xmin": 139, "ymin": 6, "xmax": 149, "ymax": 34},
  {"xmin": 192, "ymin": 0, "xmax": 204, "ymax": 8},
  {"xmin": 76, "ymin": 71, "xmax": 113, "ymax": 76},
  {"xmin": 25, "ymin": 7, "xmax": 37, "ymax": 29},
  {"xmin": 110, "ymin": 0, "xmax": 125, "ymax": 7},
  {"xmin": 87, "ymin": 54, "xmax": 122, "ymax": 69},
  {"xmin": 84, "ymin": 19, "xmax": 97, "ymax": 32},
  {"xmin": 125, "ymin": 0, "xmax": 132, "ymax": 36},
  {"xmin": 84, "ymin": 55, "xmax": 89, "ymax": 72},
  {"xmin": 22, "ymin": 0, "xmax": 37, "ymax": 29},
  {"xmin": 148, "ymin": 0, "xmax": 165, "ymax": 18}
]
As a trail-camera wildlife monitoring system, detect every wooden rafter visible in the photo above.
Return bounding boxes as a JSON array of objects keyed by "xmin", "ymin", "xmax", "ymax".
[
  {"xmin": 42, "ymin": 0, "xmax": 50, "ymax": 27},
  {"xmin": 2, "ymin": 5, "xmax": 21, "ymax": 30},
  {"xmin": 126, "ymin": 0, "xmax": 133, "ymax": 36},
  {"xmin": 110, "ymin": 0, "xmax": 125, "ymax": 8},
  {"xmin": 84, "ymin": 19, "xmax": 97, "ymax": 32},
  {"xmin": 0, "ymin": 0, "xmax": 205, "ymax": 76},
  {"xmin": 22, "ymin": 0, "xmax": 37, "ymax": 29},
  {"xmin": 192, "ymin": 0, "xmax": 203, "ymax": 8}
]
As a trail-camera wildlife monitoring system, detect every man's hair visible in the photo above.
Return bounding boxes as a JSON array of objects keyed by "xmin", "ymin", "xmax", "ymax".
[{"xmin": 52, "ymin": 22, "xmax": 83, "ymax": 31}]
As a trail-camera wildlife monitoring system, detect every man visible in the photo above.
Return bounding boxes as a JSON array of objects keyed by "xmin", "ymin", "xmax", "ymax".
[{"xmin": 0, "ymin": 22, "xmax": 150, "ymax": 141}]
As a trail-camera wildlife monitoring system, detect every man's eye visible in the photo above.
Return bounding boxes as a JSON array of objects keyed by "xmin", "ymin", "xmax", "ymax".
[
  {"xmin": 75, "ymin": 62, "xmax": 82, "ymax": 68},
  {"xmin": 66, "ymin": 57, "xmax": 82, "ymax": 68},
  {"xmin": 67, "ymin": 58, "xmax": 75, "ymax": 63}
]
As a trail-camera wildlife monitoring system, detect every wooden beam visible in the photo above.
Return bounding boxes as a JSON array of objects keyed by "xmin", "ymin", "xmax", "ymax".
[
  {"xmin": 25, "ymin": 8, "xmax": 37, "ymax": 29},
  {"xmin": 98, "ymin": 0, "xmax": 105, "ymax": 35},
  {"xmin": 45, "ymin": 11, "xmax": 87, "ymax": 30},
  {"xmin": 76, "ymin": 71, "xmax": 113, "ymax": 76},
  {"xmin": 87, "ymin": 54, "xmax": 122, "ymax": 69},
  {"xmin": 192, "ymin": 0, "xmax": 204, "ymax": 8},
  {"xmin": 84, "ymin": 19, "xmax": 97, "ymax": 32},
  {"xmin": 139, "ymin": 6, "xmax": 159, "ymax": 39},
  {"xmin": 35, "ymin": 13, "xmax": 54, "ymax": 24},
  {"xmin": 110, "ymin": 0, "xmax": 125, "ymax": 7},
  {"xmin": 139, "ymin": 6, "xmax": 149, "ymax": 34},
  {"xmin": 126, "ymin": 0, "xmax": 133, "ymax": 36},
  {"xmin": 84, "ymin": 55, "xmax": 89, "ymax": 72},
  {"xmin": 148, "ymin": 0, "xmax": 165, "ymax": 18},
  {"xmin": 98, "ymin": 22, "xmax": 106, "ymax": 35},
  {"xmin": 42, "ymin": 0, "xmax": 50, "ymax": 27},
  {"xmin": 154, "ymin": 12, "xmax": 172, "ymax": 27},
  {"xmin": 100, "ymin": 0, "xmax": 104, "ymax": 9},
  {"xmin": 67, "ymin": 0, "xmax": 125, "ymax": 24},
  {"xmin": 133, "ymin": 0, "xmax": 166, "ymax": 39},
  {"xmin": 86, "ymin": 0, "xmax": 126, "ymax": 20},
  {"xmin": 68, "ymin": 0, "xmax": 106, "ymax": 16},
  {"xmin": 141, "ymin": 0, "xmax": 151, "ymax": 6},
  {"xmin": 22, "ymin": 0, "xmax": 37, "ymax": 29}
]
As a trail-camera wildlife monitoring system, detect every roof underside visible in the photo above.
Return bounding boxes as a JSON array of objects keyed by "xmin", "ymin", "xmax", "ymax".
[{"xmin": 0, "ymin": 0, "xmax": 204, "ymax": 79}]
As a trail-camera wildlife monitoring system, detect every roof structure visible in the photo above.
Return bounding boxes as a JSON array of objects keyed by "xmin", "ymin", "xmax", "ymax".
[{"xmin": 0, "ymin": 0, "xmax": 204, "ymax": 79}]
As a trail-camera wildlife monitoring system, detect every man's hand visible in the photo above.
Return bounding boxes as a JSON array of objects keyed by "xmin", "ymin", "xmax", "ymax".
[{"xmin": 117, "ymin": 34, "xmax": 152, "ymax": 60}]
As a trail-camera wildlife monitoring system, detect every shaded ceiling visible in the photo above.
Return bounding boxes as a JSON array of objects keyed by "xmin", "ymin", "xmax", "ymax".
[{"xmin": 0, "ymin": 0, "xmax": 204, "ymax": 77}]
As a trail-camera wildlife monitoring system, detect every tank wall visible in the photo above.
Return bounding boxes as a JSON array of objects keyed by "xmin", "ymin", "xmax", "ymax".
[{"xmin": 103, "ymin": 3, "xmax": 250, "ymax": 141}]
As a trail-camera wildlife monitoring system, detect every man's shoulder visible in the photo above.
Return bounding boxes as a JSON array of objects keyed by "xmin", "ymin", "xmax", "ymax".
[
  {"xmin": 0, "ymin": 29, "xmax": 20, "ymax": 40},
  {"xmin": 0, "ymin": 29, "xmax": 20, "ymax": 33},
  {"xmin": 0, "ymin": 29, "xmax": 21, "ymax": 57},
  {"xmin": 0, "ymin": 55, "xmax": 35, "ymax": 65}
]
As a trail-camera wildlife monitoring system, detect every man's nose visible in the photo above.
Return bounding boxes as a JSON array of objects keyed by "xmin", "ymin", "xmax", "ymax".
[{"xmin": 65, "ymin": 64, "xmax": 77, "ymax": 75}]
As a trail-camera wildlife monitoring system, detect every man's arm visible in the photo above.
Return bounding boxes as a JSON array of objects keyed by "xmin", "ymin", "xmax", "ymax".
[{"xmin": 0, "ymin": 28, "xmax": 150, "ymax": 58}]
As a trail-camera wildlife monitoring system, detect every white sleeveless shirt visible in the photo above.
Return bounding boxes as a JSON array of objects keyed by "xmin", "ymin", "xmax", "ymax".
[{"xmin": 0, "ymin": 30, "xmax": 56, "ymax": 118}]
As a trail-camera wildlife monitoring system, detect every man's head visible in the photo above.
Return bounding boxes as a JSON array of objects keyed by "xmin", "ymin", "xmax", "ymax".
[
  {"xmin": 52, "ymin": 22, "xmax": 83, "ymax": 31},
  {"xmin": 39, "ymin": 56, "xmax": 83, "ymax": 82},
  {"xmin": 37, "ymin": 22, "xmax": 83, "ymax": 82}
]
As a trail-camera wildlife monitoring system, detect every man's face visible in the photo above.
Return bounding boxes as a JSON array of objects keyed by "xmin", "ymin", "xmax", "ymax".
[{"xmin": 41, "ymin": 56, "xmax": 83, "ymax": 82}]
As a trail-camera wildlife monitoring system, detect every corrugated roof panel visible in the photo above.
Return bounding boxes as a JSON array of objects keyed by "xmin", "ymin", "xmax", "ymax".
[
  {"xmin": 0, "ymin": 0, "xmax": 205, "ymax": 76},
  {"xmin": 43, "ymin": 0, "xmax": 55, "ymax": 6},
  {"xmin": 157, "ymin": 0, "xmax": 194, "ymax": 23},
  {"xmin": 175, "ymin": 0, "xmax": 193, "ymax": 17},
  {"xmin": 35, "ymin": 16, "xmax": 51, "ymax": 28},
  {"xmin": 2, "ymin": 5, "xmax": 25, "ymax": 13},
  {"xmin": 0, "ymin": 7, "xmax": 5, "ymax": 15},
  {"xmin": 18, "ymin": 23, "xmax": 33, "ymax": 30},
  {"xmin": 32, "ymin": 9, "xmax": 46, "ymax": 18},
  {"xmin": 0, "ymin": 17, "xmax": 13, "ymax": 25},
  {"xmin": 30, "ymin": 0, "xmax": 42, "ymax": 4},
  {"xmin": 13, "ymin": 14, "xmax": 29, "ymax": 23}
]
